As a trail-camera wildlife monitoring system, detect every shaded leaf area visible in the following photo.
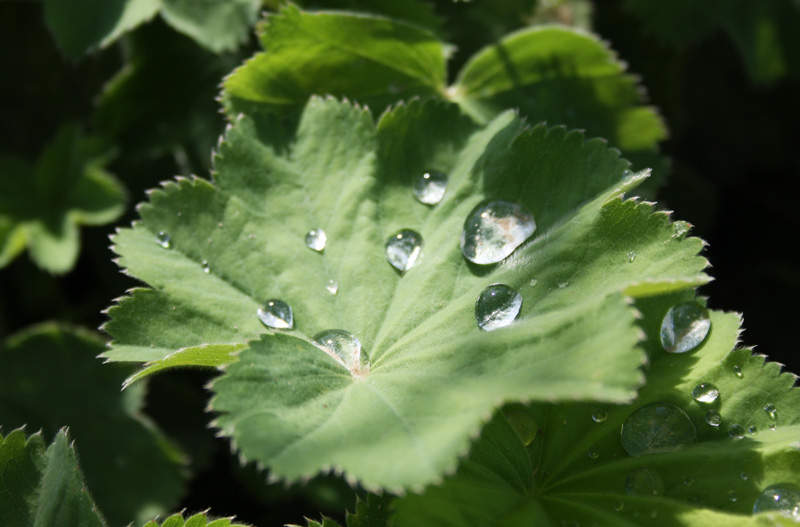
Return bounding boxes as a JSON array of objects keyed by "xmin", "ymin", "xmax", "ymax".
[
  {"xmin": 103, "ymin": 96, "xmax": 707, "ymax": 491},
  {"xmin": 290, "ymin": 493, "xmax": 391, "ymax": 527},
  {"xmin": 223, "ymin": 5, "xmax": 448, "ymax": 116},
  {"xmin": 624, "ymin": 0, "xmax": 800, "ymax": 83},
  {"xmin": 0, "ymin": 428, "xmax": 105, "ymax": 527},
  {"xmin": 0, "ymin": 324, "xmax": 185, "ymax": 526},
  {"xmin": 95, "ymin": 20, "xmax": 242, "ymax": 166},
  {"xmin": 141, "ymin": 512, "xmax": 251, "ymax": 527},
  {"xmin": 394, "ymin": 292, "xmax": 800, "ymax": 526},
  {"xmin": 43, "ymin": 0, "xmax": 259, "ymax": 59},
  {"xmin": 0, "ymin": 124, "xmax": 125, "ymax": 273}
]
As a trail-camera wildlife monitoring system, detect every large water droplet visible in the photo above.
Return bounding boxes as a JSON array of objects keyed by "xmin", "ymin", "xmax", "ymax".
[
  {"xmin": 625, "ymin": 468, "xmax": 665, "ymax": 497},
  {"xmin": 156, "ymin": 231, "xmax": 171, "ymax": 248},
  {"xmin": 306, "ymin": 229, "xmax": 327, "ymax": 251},
  {"xmin": 460, "ymin": 200, "xmax": 536, "ymax": 264},
  {"xmin": 620, "ymin": 402, "xmax": 697, "ymax": 456},
  {"xmin": 728, "ymin": 423, "xmax": 746, "ymax": 439},
  {"xmin": 660, "ymin": 302, "xmax": 711, "ymax": 353},
  {"xmin": 257, "ymin": 299, "xmax": 293, "ymax": 329},
  {"xmin": 764, "ymin": 403, "xmax": 778, "ymax": 420},
  {"xmin": 385, "ymin": 229, "xmax": 423, "ymax": 271},
  {"xmin": 705, "ymin": 410, "xmax": 722, "ymax": 427},
  {"xmin": 313, "ymin": 330, "xmax": 369, "ymax": 373},
  {"xmin": 475, "ymin": 284, "xmax": 522, "ymax": 331},
  {"xmin": 753, "ymin": 484, "xmax": 800, "ymax": 520},
  {"xmin": 692, "ymin": 383, "xmax": 720, "ymax": 403},
  {"xmin": 414, "ymin": 171, "xmax": 447, "ymax": 205},
  {"xmin": 326, "ymin": 280, "xmax": 338, "ymax": 296}
]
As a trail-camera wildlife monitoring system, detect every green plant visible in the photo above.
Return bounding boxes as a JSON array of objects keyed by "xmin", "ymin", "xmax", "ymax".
[{"xmin": 2, "ymin": 2, "xmax": 800, "ymax": 526}]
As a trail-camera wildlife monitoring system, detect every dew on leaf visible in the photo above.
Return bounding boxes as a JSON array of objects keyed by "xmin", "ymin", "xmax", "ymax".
[
  {"xmin": 728, "ymin": 490, "xmax": 738, "ymax": 502},
  {"xmin": 202, "ymin": 260, "xmax": 210, "ymax": 273},
  {"xmin": 660, "ymin": 302, "xmax": 711, "ymax": 353},
  {"xmin": 764, "ymin": 403, "xmax": 778, "ymax": 420},
  {"xmin": 627, "ymin": 250, "xmax": 636, "ymax": 263},
  {"xmin": 691, "ymin": 383, "xmax": 719, "ymax": 403},
  {"xmin": 557, "ymin": 280, "xmax": 570, "ymax": 289},
  {"xmin": 614, "ymin": 502, "xmax": 624, "ymax": 512},
  {"xmin": 155, "ymin": 231, "xmax": 171, "ymax": 248},
  {"xmin": 257, "ymin": 299, "xmax": 293, "ymax": 330},
  {"xmin": 728, "ymin": 423, "xmax": 746, "ymax": 439},
  {"xmin": 705, "ymin": 410, "xmax": 722, "ymax": 427},
  {"xmin": 684, "ymin": 475, "xmax": 695, "ymax": 486},
  {"xmin": 753, "ymin": 484, "xmax": 800, "ymax": 520},
  {"xmin": 748, "ymin": 425, "xmax": 758, "ymax": 435},
  {"xmin": 741, "ymin": 472, "xmax": 749, "ymax": 480},
  {"xmin": 313, "ymin": 329, "xmax": 369, "ymax": 373},
  {"xmin": 326, "ymin": 280, "xmax": 338, "ymax": 296},
  {"xmin": 620, "ymin": 402, "xmax": 697, "ymax": 456},
  {"xmin": 413, "ymin": 171, "xmax": 447, "ymax": 205},
  {"xmin": 475, "ymin": 283, "xmax": 522, "ymax": 332},
  {"xmin": 305, "ymin": 229, "xmax": 327, "ymax": 252},
  {"xmin": 529, "ymin": 278, "xmax": 538, "ymax": 287},
  {"xmin": 385, "ymin": 229, "xmax": 423, "ymax": 271},
  {"xmin": 591, "ymin": 409, "xmax": 608, "ymax": 423},
  {"xmin": 770, "ymin": 423, "xmax": 777, "ymax": 431},
  {"xmin": 587, "ymin": 447, "xmax": 599, "ymax": 459},
  {"xmin": 460, "ymin": 200, "xmax": 536, "ymax": 264},
  {"xmin": 625, "ymin": 468, "xmax": 665, "ymax": 497},
  {"xmin": 734, "ymin": 365, "xmax": 743, "ymax": 378},
  {"xmin": 671, "ymin": 221, "xmax": 691, "ymax": 240}
]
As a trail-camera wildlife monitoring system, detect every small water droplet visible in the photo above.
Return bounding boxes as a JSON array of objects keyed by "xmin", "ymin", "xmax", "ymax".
[
  {"xmin": 385, "ymin": 229, "xmax": 423, "ymax": 271},
  {"xmin": 692, "ymin": 383, "xmax": 720, "ymax": 403},
  {"xmin": 313, "ymin": 330, "xmax": 369, "ymax": 373},
  {"xmin": 753, "ymin": 484, "xmax": 800, "ymax": 519},
  {"xmin": 625, "ymin": 468, "xmax": 665, "ymax": 497},
  {"xmin": 326, "ymin": 280, "xmax": 338, "ymax": 296},
  {"xmin": 257, "ymin": 299, "xmax": 293, "ymax": 329},
  {"xmin": 627, "ymin": 250, "xmax": 636, "ymax": 263},
  {"xmin": 614, "ymin": 502, "xmax": 624, "ymax": 512},
  {"xmin": 621, "ymin": 402, "xmax": 697, "ymax": 456},
  {"xmin": 764, "ymin": 403, "xmax": 778, "ymax": 420},
  {"xmin": 460, "ymin": 200, "xmax": 536, "ymax": 264},
  {"xmin": 591, "ymin": 409, "xmax": 608, "ymax": 423},
  {"xmin": 587, "ymin": 447, "xmax": 599, "ymax": 459},
  {"xmin": 728, "ymin": 423, "xmax": 746, "ymax": 439},
  {"xmin": 684, "ymin": 475, "xmax": 695, "ymax": 486},
  {"xmin": 728, "ymin": 490, "xmax": 738, "ymax": 502},
  {"xmin": 733, "ymin": 365, "xmax": 743, "ymax": 378},
  {"xmin": 475, "ymin": 283, "xmax": 522, "ymax": 331},
  {"xmin": 741, "ymin": 472, "xmax": 749, "ymax": 480},
  {"xmin": 202, "ymin": 260, "xmax": 210, "ymax": 273},
  {"xmin": 414, "ymin": 171, "xmax": 447, "ymax": 205},
  {"xmin": 557, "ymin": 280, "xmax": 570, "ymax": 289},
  {"xmin": 706, "ymin": 410, "xmax": 722, "ymax": 427},
  {"xmin": 529, "ymin": 278, "xmax": 538, "ymax": 287},
  {"xmin": 660, "ymin": 302, "xmax": 711, "ymax": 353},
  {"xmin": 305, "ymin": 229, "xmax": 327, "ymax": 251},
  {"xmin": 671, "ymin": 221, "xmax": 691, "ymax": 240},
  {"xmin": 156, "ymin": 231, "xmax": 171, "ymax": 248},
  {"xmin": 770, "ymin": 423, "xmax": 777, "ymax": 431},
  {"xmin": 748, "ymin": 425, "xmax": 758, "ymax": 435}
]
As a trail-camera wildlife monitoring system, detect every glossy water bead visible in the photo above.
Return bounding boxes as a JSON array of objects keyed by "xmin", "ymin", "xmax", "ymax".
[
  {"xmin": 257, "ymin": 299, "xmax": 293, "ymax": 329},
  {"xmin": 620, "ymin": 402, "xmax": 697, "ymax": 456},
  {"xmin": 460, "ymin": 200, "xmax": 536, "ymax": 264},
  {"xmin": 385, "ymin": 229, "xmax": 423, "ymax": 271},
  {"xmin": 475, "ymin": 284, "xmax": 522, "ymax": 331},
  {"xmin": 305, "ymin": 229, "xmax": 327, "ymax": 251},
  {"xmin": 313, "ymin": 329, "xmax": 369, "ymax": 373},
  {"xmin": 414, "ymin": 171, "xmax": 448, "ymax": 205},
  {"xmin": 660, "ymin": 302, "xmax": 711, "ymax": 353},
  {"xmin": 753, "ymin": 484, "xmax": 800, "ymax": 520}
]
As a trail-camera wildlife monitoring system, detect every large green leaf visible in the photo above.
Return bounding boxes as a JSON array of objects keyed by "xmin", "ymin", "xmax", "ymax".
[
  {"xmin": 141, "ymin": 512, "xmax": 251, "ymax": 527},
  {"xmin": 393, "ymin": 293, "xmax": 800, "ymax": 526},
  {"xmin": 0, "ymin": 124, "xmax": 125, "ymax": 273},
  {"xmin": 43, "ymin": 0, "xmax": 259, "ymax": 59},
  {"xmin": 0, "ymin": 428, "xmax": 106, "ymax": 527},
  {"xmin": 0, "ymin": 324, "xmax": 185, "ymax": 526},
  {"xmin": 103, "ymin": 97, "xmax": 707, "ymax": 490}
]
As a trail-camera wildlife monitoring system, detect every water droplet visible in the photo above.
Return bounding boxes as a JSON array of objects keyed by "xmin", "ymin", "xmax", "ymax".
[
  {"xmin": 770, "ymin": 423, "xmax": 777, "ymax": 431},
  {"xmin": 326, "ymin": 280, "xmax": 338, "ymax": 296},
  {"xmin": 728, "ymin": 490, "xmax": 738, "ymax": 502},
  {"xmin": 414, "ymin": 171, "xmax": 447, "ymax": 205},
  {"xmin": 741, "ymin": 472, "xmax": 749, "ymax": 480},
  {"xmin": 748, "ymin": 425, "xmax": 759, "ymax": 435},
  {"xmin": 305, "ymin": 229, "xmax": 327, "ymax": 252},
  {"xmin": 627, "ymin": 251, "xmax": 636, "ymax": 263},
  {"xmin": 660, "ymin": 302, "xmax": 711, "ymax": 353},
  {"xmin": 684, "ymin": 475, "xmax": 695, "ymax": 486},
  {"xmin": 587, "ymin": 447, "xmax": 599, "ymax": 459},
  {"xmin": 728, "ymin": 423, "xmax": 746, "ymax": 439},
  {"xmin": 385, "ymin": 229, "xmax": 423, "ymax": 271},
  {"xmin": 625, "ymin": 468, "xmax": 665, "ymax": 497},
  {"xmin": 706, "ymin": 410, "xmax": 722, "ymax": 427},
  {"xmin": 614, "ymin": 502, "xmax": 624, "ymax": 512},
  {"xmin": 313, "ymin": 330, "xmax": 369, "ymax": 373},
  {"xmin": 156, "ymin": 231, "xmax": 171, "ymax": 248},
  {"xmin": 753, "ymin": 484, "xmax": 800, "ymax": 520},
  {"xmin": 692, "ymin": 383, "xmax": 720, "ymax": 403},
  {"xmin": 475, "ymin": 283, "xmax": 522, "ymax": 331},
  {"xmin": 764, "ymin": 403, "xmax": 778, "ymax": 420},
  {"xmin": 257, "ymin": 299, "xmax": 293, "ymax": 329},
  {"xmin": 529, "ymin": 278, "xmax": 538, "ymax": 287},
  {"xmin": 460, "ymin": 200, "xmax": 536, "ymax": 264},
  {"xmin": 202, "ymin": 260, "xmax": 210, "ymax": 273},
  {"xmin": 621, "ymin": 402, "xmax": 697, "ymax": 456},
  {"xmin": 672, "ymin": 221, "xmax": 691, "ymax": 240},
  {"xmin": 733, "ymin": 365, "xmax": 743, "ymax": 378},
  {"xmin": 591, "ymin": 409, "xmax": 608, "ymax": 423},
  {"xmin": 557, "ymin": 280, "xmax": 570, "ymax": 289}
]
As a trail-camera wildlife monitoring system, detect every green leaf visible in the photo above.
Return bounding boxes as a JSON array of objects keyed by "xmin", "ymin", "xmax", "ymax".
[
  {"xmin": 291, "ymin": 0, "xmax": 441, "ymax": 32},
  {"xmin": 393, "ymin": 293, "xmax": 800, "ymax": 525},
  {"xmin": 0, "ymin": 324, "xmax": 185, "ymax": 526},
  {"xmin": 43, "ymin": 0, "xmax": 258, "ymax": 59},
  {"xmin": 140, "ymin": 512, "xmax": 252, "ymax": 527},
  {"xmin": 122, "ymin": 343, "xmax": 247, "ymax": 389},
  {"xmin": 346, "ymin": 494, "xmax": 393, "ymax": 527},
  {"xmin": 0, "ymin": 124, "xmax": 125, "ymax": 273},
  {"xmin": 0, "ymin": 428, "xmax": 106, "ymax": 527},
  {"xmin": 223, "ymin": 5, "xmax": 448, "ymax": 115},
  {"xmin": 103, "ymin": 96, "xmax": 708, "ymax": 491}
]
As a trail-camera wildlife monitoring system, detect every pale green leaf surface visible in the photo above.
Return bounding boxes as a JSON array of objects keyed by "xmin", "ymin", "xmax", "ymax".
[
  {"xmin": 223, "ymin": 5, "xmax": 447, "ymax": 115},
  {"xmin": 0, "ymin": 324, "xmax": 185, "ymax": 526},
  {"xmin": 123, "ymin": 343, "xmax": 247, "ymax": 388},
  {"xmin": 140, "ymin": 512, "xmax": 251, "ymax": 527},
  {"xmin": 159, "ymin": 0, "xmax": 260, "ymax": 53},
  {"xmin": 104, "ymin": 97, "xmax": 707, "ymax": 490},
  {"xmin": 0, "ymin": 428, "xmax": 105, "ymax": 527},
  {"xmin": 394, "ymin": 292, "xmax": 800, "ymax": 526},
  {"xmin": 0, "ymin": 125, "xmax": 125, "ymax": 273}
]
